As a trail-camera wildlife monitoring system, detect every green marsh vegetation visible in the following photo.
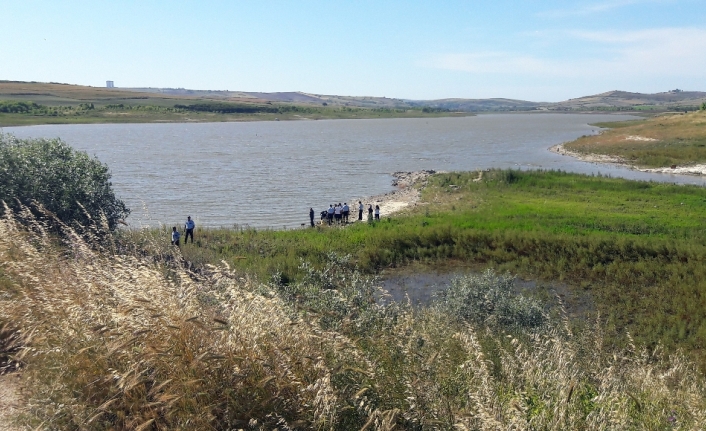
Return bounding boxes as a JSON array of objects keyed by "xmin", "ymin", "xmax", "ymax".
[
  {"xmin": 566, "ymin": 110, "xmax": 706, "ymax": 168},
  {"xmin": 173, "ymin": 170, "xmax": 706, "ymax": 370},
  {"xmin": 2, "ymin": 209, "xmax": 705, "ymax": 429}
]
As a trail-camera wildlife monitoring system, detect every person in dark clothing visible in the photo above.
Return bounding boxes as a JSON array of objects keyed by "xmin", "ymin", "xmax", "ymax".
[
  {"xmin": 368, "ymin": 204, "xmax": 373, "ymax": 222},
  {"xmin": 184, "ymin": 216, "xmax": 195, "ymax": 243},
  {"xmin": 309, "ymin": 207, "xmax": 315, "ymax": 227},
  {"xmin": 358, "ymin": 201, "xmax": 364, "ymax": 221}
]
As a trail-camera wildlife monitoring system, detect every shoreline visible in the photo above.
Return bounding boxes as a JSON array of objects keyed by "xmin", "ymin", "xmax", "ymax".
[
  {"xmin": 549, "ymin": 143, "xmax": 706, "ymax": 176},
  {"xmin": 343, "ymin": 170, "xmax": 438, "ymax": 223}
]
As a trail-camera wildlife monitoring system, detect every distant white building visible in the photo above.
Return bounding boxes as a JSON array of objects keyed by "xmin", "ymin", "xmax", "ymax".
[{"xmin": 106, "ymin": 81, "xmax": 114, "ymax": 88}]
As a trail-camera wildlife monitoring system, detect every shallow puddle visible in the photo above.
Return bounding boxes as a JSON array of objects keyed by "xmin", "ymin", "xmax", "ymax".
[{"xmin": 379, "ymin": 268, "xmax": 594, "ymax": 319}]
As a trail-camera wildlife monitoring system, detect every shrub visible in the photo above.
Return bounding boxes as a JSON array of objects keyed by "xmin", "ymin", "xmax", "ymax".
[
  {"xmin": 434, "ymin": 269, "xmax": 547, "ymax": 328},
  {"xmin": 0, "ymin": 133, "xmax": 129, "ymax": 230}
]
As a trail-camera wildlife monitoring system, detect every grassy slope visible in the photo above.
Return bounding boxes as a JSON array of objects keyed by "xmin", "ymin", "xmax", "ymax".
[
  {"xmin": 169, "ymin": 170, "xmax": 706, "ymax": 368},
  {"xmin": 4, "ymin": 213, "xmax": 705, "ymax": 429},
  {"xmin": 564, "ymin": 110, "xmax": 706, "ymax": 168}
]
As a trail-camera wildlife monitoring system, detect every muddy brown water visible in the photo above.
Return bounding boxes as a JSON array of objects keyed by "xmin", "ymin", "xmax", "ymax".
[{"xmin": 7, "ymin": 113, "xmax": 705, "ymax": 229}]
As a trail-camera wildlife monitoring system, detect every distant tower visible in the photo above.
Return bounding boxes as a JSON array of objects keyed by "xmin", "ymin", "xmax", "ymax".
[{"xmin": 106, "ymin": 81, "xmax": 114, "ymax": 88}]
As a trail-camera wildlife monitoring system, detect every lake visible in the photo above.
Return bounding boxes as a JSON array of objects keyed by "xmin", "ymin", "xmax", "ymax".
[{"xmin": 7, "ymin": 113, "xmax": 705, "ymax": 228}]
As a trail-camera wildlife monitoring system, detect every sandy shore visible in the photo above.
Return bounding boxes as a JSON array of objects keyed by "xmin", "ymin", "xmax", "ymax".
[
  {"xmin": 549, "ymin": 143, "xmax": 706, "ymax": 176},
  {"xmin": 337, "ymin": 170, "xmax": 437, "ymax": 223}
]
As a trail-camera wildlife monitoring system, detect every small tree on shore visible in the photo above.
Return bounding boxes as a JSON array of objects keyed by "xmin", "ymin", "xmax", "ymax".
[{"xmin": 0, "ymin": 133, "xmax": 129, "ymax": 230}]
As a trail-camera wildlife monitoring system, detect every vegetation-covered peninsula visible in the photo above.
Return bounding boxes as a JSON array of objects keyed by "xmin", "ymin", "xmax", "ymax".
[{"xmin": 559, "ymin": 108, "xmax": 706, "ymax": 170}]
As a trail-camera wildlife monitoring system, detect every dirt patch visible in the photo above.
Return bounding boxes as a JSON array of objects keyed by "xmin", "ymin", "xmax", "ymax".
[
  {"xmin": 624, "ymin": 135, "xmax": 658, "ymax": 142},
  {"xmin": 0, "ymin": 374, "xmax": 22, "ymax": 431}
]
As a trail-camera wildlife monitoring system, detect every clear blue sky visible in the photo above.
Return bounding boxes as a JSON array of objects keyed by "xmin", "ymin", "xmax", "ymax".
[{"xmin": 1, "ymin": 0, "xmax": 704, "ymax": 101}]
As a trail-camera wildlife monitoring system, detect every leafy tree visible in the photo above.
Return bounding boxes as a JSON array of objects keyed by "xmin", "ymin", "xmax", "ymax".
[
  {"xmin": 0, "ymin": 100, "xmax": 41, "ymax": 113},
  {"xmin": 701, "ymin": 102, "xmax": 706, "ymax": 111},
  {"xmin": 0, "ymin": 134, "xmax": 129, "ymax": 230}
]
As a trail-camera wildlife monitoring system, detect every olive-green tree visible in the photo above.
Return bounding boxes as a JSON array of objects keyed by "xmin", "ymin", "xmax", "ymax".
[{"xmin": 0, "ymin": 134, "xmax": 129, "ymax": 230}]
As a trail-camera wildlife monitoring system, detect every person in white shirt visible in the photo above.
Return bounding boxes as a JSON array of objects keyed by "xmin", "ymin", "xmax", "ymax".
[
  {"xmin": 358, "ymin": 201, "xmax": 364, "ymax": 221},
  {"xmin": 184, "ymin": 216, "xmax": 196, "ymax": 243},
  {"xmin": 334, "ymin": 203, "xmax": 342, "ymax": 224},
  {"xmin": 327, "ymin": 205, "xmax": 334, "ymax": 225},
  {"xmin": 171, "ymin": 226, "xmax": 181, "ymax": 246}
]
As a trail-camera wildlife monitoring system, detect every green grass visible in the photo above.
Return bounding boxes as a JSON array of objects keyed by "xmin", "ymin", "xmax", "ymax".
[{"xmin": 163, "ymin": 170, "xmax": 706, "ymax": 369}]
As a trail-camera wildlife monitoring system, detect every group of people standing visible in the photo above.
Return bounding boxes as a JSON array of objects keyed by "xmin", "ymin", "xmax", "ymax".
[
  {"xmin": 309, "ymin": 201, "xmax": 380, "ymax": 227},
  {"xmin": 170, "ymin": 203, "xmax": 382, "ymax": 246},
  {"xmin": 171, "ymin": 216, "xmax": 196, "ymax": 246}
]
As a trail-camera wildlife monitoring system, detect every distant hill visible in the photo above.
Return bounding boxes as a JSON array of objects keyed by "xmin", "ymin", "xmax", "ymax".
[
  {"xmin": 2, "ymin": 81, "xmax": 705, "ymax": 112},
  {"xmin": 406, "ymin": 98, "xmax": 542, "ymax": 111},
  {"xmin": 133, "ymin": 88, "xmax": 703, "ymax": 112},
  {"xmin": 550, "ymin": 90, "xmax": 706, "ymax": 110}
]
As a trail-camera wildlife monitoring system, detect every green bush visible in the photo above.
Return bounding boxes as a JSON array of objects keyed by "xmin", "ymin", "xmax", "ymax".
[
  {"xmin": 434, "ymin": 269, "xmax": 547, "ymax": 328},
  {"xmin": 0, "ymin": 133, "xmax": 129, "ymax": 230},
  {"xmin": 0, "ymin": 100, "xmax": 41, "ymax": 113}
]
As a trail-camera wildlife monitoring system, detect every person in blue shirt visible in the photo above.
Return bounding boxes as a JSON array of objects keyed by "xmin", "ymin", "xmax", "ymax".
[
  {"xmin": 342, "ymin": 203, "xmax": 350, "ymax": 223},
  {"xmin": 171, "ymin": 227, "xmax": 181, "ymax": 246},
  {"xmin": 184, "ymin": 216, "xmax": 195, "ymax": 243}
]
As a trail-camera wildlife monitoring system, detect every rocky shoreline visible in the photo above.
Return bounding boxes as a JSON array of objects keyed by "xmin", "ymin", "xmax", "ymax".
[
  {"xmin": 350, "ymin": 170, "xmax": 438, "ymax": 220},
  {"xmin": 550, "ymin": 143, "xmax": 706, "ymax": 176}
]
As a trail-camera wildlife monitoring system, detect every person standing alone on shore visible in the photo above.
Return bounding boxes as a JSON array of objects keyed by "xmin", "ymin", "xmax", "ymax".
[
  {"xmin": 309, "ymin": 207, "xmax": 315, "ymax": 227},
  {"xmin": 358, "ymin": 201, "xmax": 364, "ymax": 221},
  {"xmin": 184, "ymin": 216, "xmax": 195, "ymax": 244}
]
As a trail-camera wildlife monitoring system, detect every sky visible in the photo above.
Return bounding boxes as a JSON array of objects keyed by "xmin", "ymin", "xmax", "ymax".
[{"xmin": 1, "ymin": 0, "xmax": 705, "ymax": 102}]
